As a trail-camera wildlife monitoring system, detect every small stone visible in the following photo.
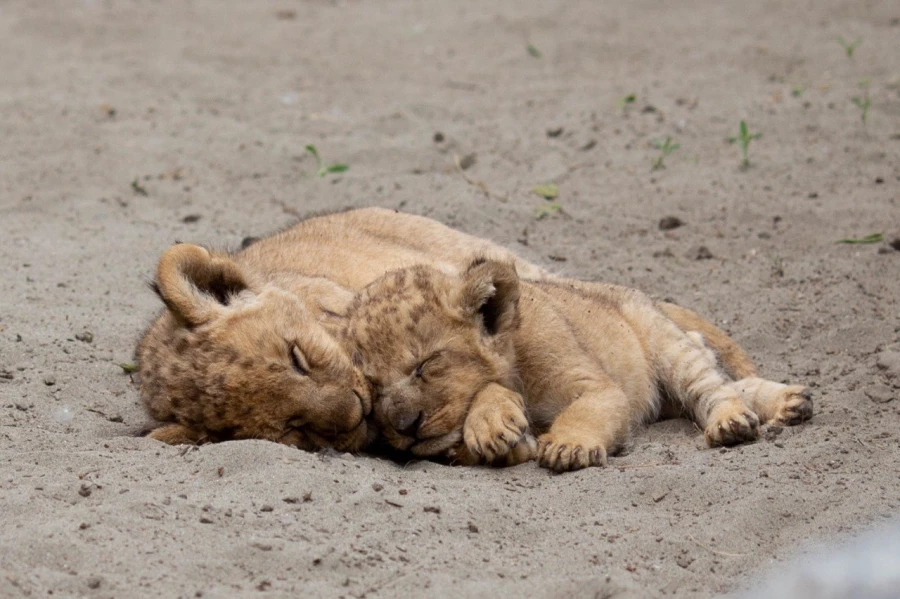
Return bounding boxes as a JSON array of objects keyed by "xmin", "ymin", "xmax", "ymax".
[
  {"xmin": 890, "ymin": 238, "xmax": 900, "ymax": 252},
  {"xmin": 283, "ymin": 497, "xmax": 299, "ymax": 504},
  {"xmin": 182, "ymin": 214, "xmax": 202, "ymax": 223},
  {"xmin": 86, "ymin": 576, "xmax": 102, "ymax": 589},
  {"xmin": 688, "ymin": 246, "xmax": 714, "ymax": 260},
  {"xmin": 546, "ymin": 127, "xmax": 563, "ymax": 138},
  {"xmin": 468, "ymin": 522, "xmax": 479, "ymax": 533},
  {"xmin": 399, "ymin": 489, "xmax": 408, "ymax": 496},
  {"xmin": 865, "ymin": 385, "xmax": 894, "ymax": 403},
  {"xmin": 808, "ymin": 192, "xmax": 819, "ymax": 199},
  {"xmin": 78, "ymin": 484, "xmax": 92, "ymax": 497},
  {"xmin": 0, "ymin": 370, "xmax": 13, "ymax": 380},
  {"xmin": 876, "ymin": 351, "xmax": 900, "ymax": 379},
  {"xmin": 457, "ymin": 153, "xmax": 477, "ymax": 170},
  {"xmin": 260, "ymin": 505, "xmax": 274, "ymax": 512},
  {"xmin": 433, "ymin": 132, "xmax": 444, "ymax": 143},
  {"xmin": 75, "ymin": 331, "xmax": 93, "ymax": 343},
  {"xmin": 875, "ymin": 177, "xmax": 884, "ymax": 184},
  {"xmin": 658, "ymin": 216, "xmax": 684, "ymax": 231},
  {"xmin": 423, "ymin": 506, "xmax": 441, "ymax": 514},
  {"xmin": 199, "ymin": 517, "xmax": 213, "ymax": 524},
  {"xmin": 372, "ymin": 483, "xmax": 383, "ymax": 492},
  {"xmin": 676, "ymin": 555, "xmax": 694, "ymax": 569},
  {"xmin": 43, "ymin": 375, "xmax": 57, "ymax": 386},
  {"xmin": 303, "ymin": 491, "xmax": 312, "ymax": 502}
]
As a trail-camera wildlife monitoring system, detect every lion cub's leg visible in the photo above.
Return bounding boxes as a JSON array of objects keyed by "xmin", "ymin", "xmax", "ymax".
[
  {"xmin": 726, "ymin": 378, "xmax": 813, "ymax": 426},
  {"xmin": 536, "ymin": 379, "xmax": 633, "ymax": 472},
  {"xmin": 684, "ymin": 332, "xmax": 813, "ymax": 427},
  {"xmin": 648, "ymin": 319, "xmax": 760, "ymax": 447},
  {"xmin": 461, "ymin": 382, "xmax": 532, "ymax": 464}
]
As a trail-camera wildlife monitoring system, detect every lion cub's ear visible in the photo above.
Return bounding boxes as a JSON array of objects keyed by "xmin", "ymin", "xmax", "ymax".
[
  {"xmin": 154, "ymin": 244, "xmax": 250, "ymax": 325},
  {"xmin": 457, "ymin": 259, "xmax": 520, "ymax": 336}
]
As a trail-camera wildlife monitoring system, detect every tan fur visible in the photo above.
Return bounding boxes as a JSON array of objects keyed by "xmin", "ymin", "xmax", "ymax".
[
  {"xmin": 342, "ymin": 260, "xmax": 813, "ymax": 472},
  {"xmin": 138, "ymin": 208, "xmax": 550, "ymax": 449}
]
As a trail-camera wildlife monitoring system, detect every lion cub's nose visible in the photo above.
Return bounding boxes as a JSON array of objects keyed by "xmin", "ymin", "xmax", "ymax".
[{"xmin": 393, "ymin": 410, "xmax": 425, "ymax": 437}]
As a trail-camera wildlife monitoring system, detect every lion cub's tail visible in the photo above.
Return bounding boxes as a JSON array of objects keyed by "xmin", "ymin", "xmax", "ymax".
[{"xmin": 657, "ymin": 302, "xmax": 758, "ymax": 380}]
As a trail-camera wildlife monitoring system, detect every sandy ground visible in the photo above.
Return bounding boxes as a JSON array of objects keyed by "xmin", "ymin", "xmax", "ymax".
[{"xmin": 1, "ymin": 0, "xmax": 899, "ymax": 597}]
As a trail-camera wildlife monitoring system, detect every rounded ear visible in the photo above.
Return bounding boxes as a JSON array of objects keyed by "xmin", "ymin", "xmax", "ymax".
[
  {"xmin": 153, "ymin": 244, "xmax": 250, "ymax": 325},
  {"xmin": 457, "ymin": 259, "xmax": 520, "ymax": 336}
]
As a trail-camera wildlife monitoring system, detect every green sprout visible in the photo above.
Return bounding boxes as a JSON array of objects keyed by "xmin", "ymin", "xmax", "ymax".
[
  {"xmin": 534, "ymin": 202, "xmax": 562, "ymax": 220},
  {"xmin": 532, "ymin": 184, "xmax": 558, "ymax": 199},
  {"xmin": 727, "ymin": 120, "xmax": 762, "ymax": 169},
  {"xmin": 836, "ymin": 37, "xmax": 862, "ymax": 58},
  {"xmin": 651, "ymin": 136, "xmax": 680, "ymax": 171},
  {"xmin": 836, "ymin": 233, "xmax": 883, "ymax": 244},
  {"xmin": 526, "ymin": 43, "xmax": 542, "ymax": 58},
  {"xmin": 617, "ymin": 93, "xmax": 637, "ymax": 110},
  {"xmin": 851, "ymin": 80, "xmax": 871, "ymax": 130},
  {"xmin": 305, "ymin": 145, "xmax": 349, "ymax": 177}
]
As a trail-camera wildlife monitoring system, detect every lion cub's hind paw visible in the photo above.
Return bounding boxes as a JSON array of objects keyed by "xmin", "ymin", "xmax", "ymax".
[
  {"xmin": 536, "ymin": 434, "xmax": 608, "ymax": 472},
  {"xmin": 770, "ymin": 386, "xmax": 813, "ymax": 426},
  {"xmin": 705, "ymin": 402, "xmax": 760, "ymax": 447}
]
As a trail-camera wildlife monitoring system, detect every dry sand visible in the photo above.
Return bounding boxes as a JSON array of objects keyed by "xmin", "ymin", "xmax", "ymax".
[{"xmin": 2, "ymin": 1, "xmax": 899, "ymax": 597}]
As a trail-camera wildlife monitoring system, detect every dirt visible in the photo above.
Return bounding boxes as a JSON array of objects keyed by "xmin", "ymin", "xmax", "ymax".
[{"xmin": 1, "ymin": 1, "xmax": 899, "ymax": 597}]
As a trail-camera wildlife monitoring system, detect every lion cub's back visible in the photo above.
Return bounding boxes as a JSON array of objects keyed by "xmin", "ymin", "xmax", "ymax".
[
  {"xmin": 524, "ymin": 279, "xmax": 656, "ymax": 404},
  {"xmin": 238, "ymin": 208, "xmax": 550, "ymax": 288}
]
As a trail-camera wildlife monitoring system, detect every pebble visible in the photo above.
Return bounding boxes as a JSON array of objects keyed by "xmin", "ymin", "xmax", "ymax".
[
  {"xmin": 688, "ymin": 246, "xmax": 713, "ymax": 260},
  {"xmin": 865, "ymin": 385, "xmax": 894, "ymax": 403},
  {"xmin": 875, "ymin": 351, "xmax": 900, "ymax": 379},
  {"xmin": 658, "ymin": 216, "xmax": 684, "ymax": 231},
  {"xmin": 43, "ymin": 375, "xmax": 57, "ymax": 386},
  {"xmin": 75, "ymin": 331, "xmax": 93, "ymax": 343}
]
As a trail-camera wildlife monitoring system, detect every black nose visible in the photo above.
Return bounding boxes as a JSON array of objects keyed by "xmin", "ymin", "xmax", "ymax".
[{"xmin": 396, "ymin": 411, "xmax": 425, "ymax": 437}]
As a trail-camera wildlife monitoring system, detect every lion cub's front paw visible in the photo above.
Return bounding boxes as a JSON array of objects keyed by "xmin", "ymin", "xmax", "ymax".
[
  {"xmin": 463, "ymin": 388, "xmax": 529, "ymax": 463},
  {"xmin": 536, "ymin": 432, "xmax": 608, "ymax": 472},
  {"xmin": 768, "ymin": 385, "xmax": 813, "ymax": 426},
  {"xmin": 705, "ymin": 399, "xmax": 761, "ymax": 447}
]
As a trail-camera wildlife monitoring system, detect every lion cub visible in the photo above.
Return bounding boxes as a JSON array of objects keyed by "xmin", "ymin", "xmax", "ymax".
[{"xmin": 343, "ymin": 259, "xmax": 812, "ymax": 471}]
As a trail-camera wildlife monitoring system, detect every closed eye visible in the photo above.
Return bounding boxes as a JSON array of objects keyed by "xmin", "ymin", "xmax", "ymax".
[
  {"xmin": 413, "ymin": 352, "xmax": 440, "ymax": 378},
  {"xmin": 290, "ymin": 345, "xmax": 310, "ymax": 376}
]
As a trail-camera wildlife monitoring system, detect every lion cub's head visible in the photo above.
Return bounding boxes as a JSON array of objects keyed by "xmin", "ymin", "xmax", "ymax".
[
  {"xmin": 138, "ymin": 244, "xmax": 371, "ymax": 451},
  {"xmin": 342, "ymin": 259, "xmax": 520, "ymax": 458}
]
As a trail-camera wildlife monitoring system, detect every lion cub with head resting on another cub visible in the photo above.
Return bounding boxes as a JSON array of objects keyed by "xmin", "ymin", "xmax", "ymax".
[{"xmin": 343, "ymin": 259, "xmax": 813, "ymax": 472}]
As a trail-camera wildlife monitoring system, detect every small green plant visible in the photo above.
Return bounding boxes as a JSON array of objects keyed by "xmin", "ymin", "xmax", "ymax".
[
  {"xmin": 526, "ymin": 43, "xmax": 542, "ymax": 58},
  {"xmin": 791, "ymin": 86, "xmax": 804, "ymax": 97},
  {"xmin": 728, "ymin": 120, "xmax": 762, "ymax": 169},
  {"xmin": 851, "ymin": 80, "xmax": 871, "ymax": 129},
  {"xmin": 534, "ymin": 202, "xmax": 562, "ymax": 220},
  {"xmin": 617, "ymin": 93, "xmax": 636, "ymax": 109},
  {"xmin": 836, "ymin": 37, "xmax": 862, "ymax": 58},
  {"xmin": 305, "ymin": 145, "xmax": 349, "ymax": 177},
  {"xmin": 651, "ymin": 136, "xmax": 680, "ymax": 171},
  {"xmin": 532, "ymin": 184, "xmax": 558, "ymax": 199},
  {"xmin": 837, "ymin": 233, "xmax": 883, "ymax": 244}
]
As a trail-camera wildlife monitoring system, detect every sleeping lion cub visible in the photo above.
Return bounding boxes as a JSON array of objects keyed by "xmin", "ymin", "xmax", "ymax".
[
  {"xmin": 137, "ymin": 208, "xmax": 548, "ymax": 450},
  {"xmin": 343, "ymin": 259, "xmax": 813, "ymax": 471}
]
